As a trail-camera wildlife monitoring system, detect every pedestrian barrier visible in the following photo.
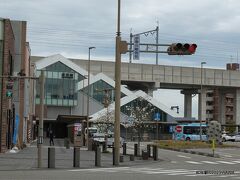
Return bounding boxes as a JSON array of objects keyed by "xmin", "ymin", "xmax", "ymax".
[
  {"xmin": 147, "ymin": 144, "xmax": 151, "ymax": 157},
  {"xmin": 152, "ymin": 145, "xmax": 158, "ymax": 161},
  {"xmin": 48, "ymin": 147, "xmax": 55, "ymax": 168},
  {"xmin": 130, "ymin": 154, "xmax": 135, "ymax": 161},
  {"xmin": 142, "ymin": 150, "xmax": 148, "ymax": 160},
  {"xmin": 73, "ymin": 147, "xmax": 80, "ymax": 167},
  {"xmin": 134, "ymin": 144, "xmax": 138, "ymax": 156},
  {"xmin": 95, "ymin": 146, "xmax": 101, "ymax": 167},
  {"xmin": 122, "ymin": 143, "xmax": 127, "ymax": 155},
  {"xmin": 120, "ymin": 155, "xmax": 124, "ymax": 162}
]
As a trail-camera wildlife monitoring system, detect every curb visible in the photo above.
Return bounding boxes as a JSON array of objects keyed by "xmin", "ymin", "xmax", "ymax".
[{"xmin": 159, "ymin": 147, "xmax": 220, "ymax": 158}]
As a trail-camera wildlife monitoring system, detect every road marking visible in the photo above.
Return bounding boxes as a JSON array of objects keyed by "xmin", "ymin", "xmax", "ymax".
[
  {"xmin": 201, "ymin": 161, "xmax": 219, "ymax": 164},
  {"xmin": 232, "ymin": 160, "xmax": 240, "ymax": 163},
  {"xmin": 69, "ymin": 167, "xmax": 130, "ymax": 172},
  {"xmin": 218, "ymin": 175, "xmax": 239, "ymax": 178},
  {"xmin": 222, "ymin": 154, "xmax": 233, "ymax": 157},
  {"xmin": 167, "ymin": 171, "xmax": 197, "ymax": 176},
  {"xmin": 177, "ymin": 155, "xmax": 191, "ymax": 159},
  {"xmin": 185, "ymin": 161, "xmax": 203, "ymax": 164},
  {"xmin": 141, "ymin": 169, "xmax": 195, "ymax": 175},
  {"xmin": 216, "ymin": 161, "xmax": 236, "ymax": 164},
  {"xmin": 171, "ymin": 161, "xmax": 177, "ymax": 163},
  {"xmin": 68, "ymin": 167, "xmax": 240, "ymax": 178}
]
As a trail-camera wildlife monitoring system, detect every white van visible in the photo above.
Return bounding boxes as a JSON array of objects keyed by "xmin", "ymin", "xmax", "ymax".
[{"xmin": 84, "ymin": 127, "xmax": 98, "ymax": 139}]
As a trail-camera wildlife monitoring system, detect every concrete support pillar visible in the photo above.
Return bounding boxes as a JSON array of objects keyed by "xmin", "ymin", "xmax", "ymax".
[
  {"xmin": 234, "ymin": 88, "xmax": 240, "ymax": 128},
  {"xmin": 184, "ymin": 94, "xmax": 192, "ymax": 118},
  {"xmin": 147, "ymin": 89, "xmax": 154, "ymax": 97},
  {"xmin": 198, "ymin": 88, "xmax": 207, "ymax": 121},
  {"xmin": 219, "ymin": 91, "xmax": 226, "ymax": 125},
  {"xmin": 181, "ymin": 90, "xmax": 195, "ymax": 119}
]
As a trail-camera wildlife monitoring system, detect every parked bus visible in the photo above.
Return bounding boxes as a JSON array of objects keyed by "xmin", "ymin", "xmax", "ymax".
[{"xmin": 173, "ymin": 123, "xmax": 208, "ymax": 141}]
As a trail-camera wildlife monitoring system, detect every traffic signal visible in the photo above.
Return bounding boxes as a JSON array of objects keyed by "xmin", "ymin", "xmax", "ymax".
[
  {"xmin": 167, "ymin": 43, "xmax": 197, "ymax": 55},
  {"xmin": 6, "ymin": 91, "xmax": 13, "ymax": 98}
]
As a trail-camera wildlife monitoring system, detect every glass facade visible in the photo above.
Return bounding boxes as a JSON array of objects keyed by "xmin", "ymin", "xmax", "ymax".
[
  {"xmin": 36, "ymin": 62, "xmax": 84, "ymax": 106},
  {"xmin": 121, "ymin": 97, "xmax": 167, "ymax": 122},
  {"xmin": 82, "ymin": 80, "xmax": 126, "ymax": 106}
]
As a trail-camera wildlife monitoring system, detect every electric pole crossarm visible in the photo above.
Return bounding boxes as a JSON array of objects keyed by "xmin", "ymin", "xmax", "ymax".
[
  {"xmin": 127, "ymin": 50, "xmax": 168, "ymax": 53},
  {"xmin": 127, "ymin": 43, "xmax": 171, "ymax": 46},
  {"xmin": 133, "ymin": 28, "xmax": 157, "ymax": 36}
]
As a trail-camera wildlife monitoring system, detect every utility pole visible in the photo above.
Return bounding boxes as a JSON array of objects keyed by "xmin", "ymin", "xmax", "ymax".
[
  {"xmin": 38, "ymin": 70, "xmax": 44, "ymax": 168},
  {"xmin": 114, "ymin": 0, "xmax": 121, "ymax": 166},
  {"xmin": 114, "ymin": 0, "xmax": 128, "ymax": 166}
]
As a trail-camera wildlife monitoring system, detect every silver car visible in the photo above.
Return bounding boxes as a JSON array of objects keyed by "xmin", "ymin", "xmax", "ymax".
[{"xmin": 106, "ymin": 133, "xmax": 124, "ymax": 147}]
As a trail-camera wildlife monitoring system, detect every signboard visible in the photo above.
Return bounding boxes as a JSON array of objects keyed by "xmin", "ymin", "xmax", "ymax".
[
  {"xmin": 153, "ymin": 112, "xmax": 161, "ymax": 121},
  {"xmin": 12, "ymin": 115, "xmax": 19, "ymax": 145},
  {"xmin": 133, "ymin": 35, "xmax": 140, "ymax": 60},
  {"xmin": 175, "ymin": 125, "xmax": 182, "ymax": 133}
]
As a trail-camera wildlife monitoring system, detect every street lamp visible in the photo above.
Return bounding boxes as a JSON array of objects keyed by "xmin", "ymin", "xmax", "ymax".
[
  {"xmin": 200, "ymin": 61, "xmax": 206, "ymax": 141},
  {"xmin": 86, "ymin": 46, "xmax": 95, "ymax": 149}
]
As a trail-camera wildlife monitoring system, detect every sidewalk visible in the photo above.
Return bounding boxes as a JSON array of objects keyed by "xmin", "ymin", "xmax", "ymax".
[{"xmin": 0, "ymin": 139, "xmax": 156, "ymax": 170}]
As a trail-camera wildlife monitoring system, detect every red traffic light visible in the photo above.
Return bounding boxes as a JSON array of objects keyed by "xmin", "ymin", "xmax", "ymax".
[
  {"xmin": 167, "ymin": 43, "xmax": 197, "ymax": 55},
  {"xmin": 188, "ymin": 44, "xmax": 197, "ymax": 54}
]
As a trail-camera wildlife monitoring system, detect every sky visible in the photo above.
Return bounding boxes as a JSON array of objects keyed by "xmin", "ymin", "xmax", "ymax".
[{"xmin": 1, "ymin": 0, "xmax": 240, "ymax": 118}]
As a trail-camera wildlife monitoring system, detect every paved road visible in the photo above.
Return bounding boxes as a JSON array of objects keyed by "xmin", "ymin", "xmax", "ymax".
[{"xmin": 0, "ymin": 140, "xmax": 239, "ymax": 179}]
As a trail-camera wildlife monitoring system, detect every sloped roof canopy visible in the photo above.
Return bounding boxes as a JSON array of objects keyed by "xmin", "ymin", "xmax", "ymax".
[
  {"xmin": 78, "ymin": 72, "xmax": 133, "ymax": 96},
  {"xmin": 90, "ymin": 90, "xmax": 181, "ymax": 122},
  {"xmin": 35, "ymin": 54, "xmax": 88, "ymax": 77}
]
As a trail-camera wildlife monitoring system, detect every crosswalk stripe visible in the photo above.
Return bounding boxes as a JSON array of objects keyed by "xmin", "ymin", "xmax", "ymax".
[
  {"xmin": 201, "ymin": 161, "xmax": 219, "ymax": 164},
  {"xmin": 216, "ymin": 161, "xmax": 237, "ymax": 164},
  {"xmin": 143, "ymin": 170, "xmax": 197, "ymax": 175},
  {"xmin": 185, "ymin": 161, "xmax": 203, "ymax": 164},
  {"xmin": 177, "ymin": 155, "xmax": 191, "ymax": 159},
  {"xmin": 232, "ymin": 161, "xmax": 240, "ymax": 163},
  {"xmin": 141, "ymin": 169, "xmax": 190, "ymax": 174},
  {"xmin": 167, "ymin": 172, "xmax": 196, "ymax": 176},
  {"xmin": 218, "ymin": 175, "xmax": 239, "ymax": 178}
]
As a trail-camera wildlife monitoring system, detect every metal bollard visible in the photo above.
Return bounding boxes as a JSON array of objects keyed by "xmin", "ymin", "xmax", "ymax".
[
  {"xmin": 134, "ymin": 144, "xmax": 138, "ymax": 156},
  {"xmin": 48, "ymin": 147, "xmax": 55, "ymax": 168},
  {"xmin": 120, "ymin": 155, "xmax": 124, "ymax": 162},
  {"xmin": 153, "ymin": 145, "xmax": 158, "ymax": 161},
  {"xmin": 147, "ymin": 144, "xmax": 151, "ymax": 157},
  {"xmin": 130, "ymin": 154, "xmax": 134, "ymax": 161},
  {"xmin": 73, "ymin": 147, "xmax": 80, "ymax": 167},
  {"xmin": 123, "ymin": 143, "xmax": 127, "ymax": 155},
  {"xmin": 95, "ymin": 146, "xmax": 101, "ymax": 167},
  {"xmin": 142, "ymin": 150, "xmax": 148, "ymax": 160},
  {"xmin": 112, "ymin": 147, "xmax": 115, "ymax": 165},
  {"xmin": 102, "ymin": 142, "xmax": 107, "ymax": 152},
  {"xmin": 65, "ymin": 138, "xmax": 70, "ymax": 149}
]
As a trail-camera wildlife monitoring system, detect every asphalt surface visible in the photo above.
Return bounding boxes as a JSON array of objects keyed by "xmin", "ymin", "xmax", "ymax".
[{"xmin": 0, "ymin": 140, "xmax": 239, "ymax": 180}]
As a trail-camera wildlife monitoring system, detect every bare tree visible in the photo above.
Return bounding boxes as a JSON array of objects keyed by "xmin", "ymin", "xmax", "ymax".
[{"xmin": 125, "ymin": 97, "xmax": 155, "ymax": 155}]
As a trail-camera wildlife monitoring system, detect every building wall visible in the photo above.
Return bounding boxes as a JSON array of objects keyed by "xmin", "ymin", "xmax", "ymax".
[
  {"xmin": 11, "ymin": 21, "xmax": 27, "ymax": 148},
  {"xmin": 0, "ymin": 19, "xmax": 15, "ymax": 153}
]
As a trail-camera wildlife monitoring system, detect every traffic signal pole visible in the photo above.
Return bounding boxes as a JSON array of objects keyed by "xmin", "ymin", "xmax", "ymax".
[
  {"xmin": 114, "ymin": 0, "xmax": 121, "ymax": 166},
  {"xmin": 38, "ymin": 71, "xmax": 44, "ymax": 168}
]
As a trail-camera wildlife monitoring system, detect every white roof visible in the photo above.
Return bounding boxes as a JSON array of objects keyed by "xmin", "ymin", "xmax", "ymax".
[
  {"xmin": 35, "ymin": 54, "xmax": 88, "ymax": 76},
  {"xmin": 90, "ymin": 90, "xmax": 180, "ymax": 121},
  {"xmin": 78, "ymin": 72, "xmax": 133, "ymax": 96}
]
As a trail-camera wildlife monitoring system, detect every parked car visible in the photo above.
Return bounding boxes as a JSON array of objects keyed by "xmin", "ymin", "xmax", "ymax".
[
  {"xmin": 222, "ymin": 133, "xmax": 235, "ymax": 142},
  {"xmin": 92, "ymin": 133, "xmax": 105, "ymax": 144},
  {"xmin": 234, "ymin": 133, "xmax": 240, "ymax": 142},
  {"xmin": 106, "ymin": 133, "xmax": 124, "ymax": 147}
]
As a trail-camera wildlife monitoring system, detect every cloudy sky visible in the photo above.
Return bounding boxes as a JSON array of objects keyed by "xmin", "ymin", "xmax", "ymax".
[{"xmin": 1, "ymin": 0, "xmax": 240, "ymax": 118}]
